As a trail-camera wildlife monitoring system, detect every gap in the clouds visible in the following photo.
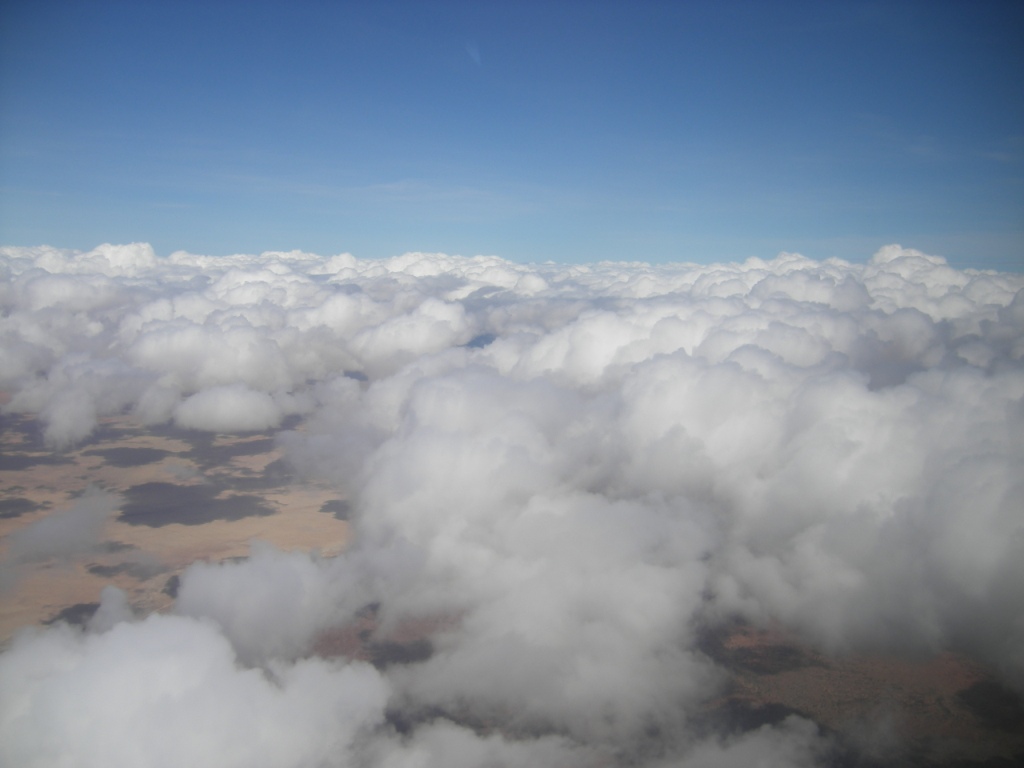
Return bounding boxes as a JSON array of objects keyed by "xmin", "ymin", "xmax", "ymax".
[
  {"xmin": 691, "ymin": 618, "xmax": 1024, "ymax": 766},
  {"xmin": 312, "ymin": 601, "xmax": 441, "ymax": 671},
  {"xmin": 697, "ymin": 619, "xmax": 829, "ymax": 677},
  {"xmin": 0, "ymin": 410, "xmax": 351, "ymax": 645}
]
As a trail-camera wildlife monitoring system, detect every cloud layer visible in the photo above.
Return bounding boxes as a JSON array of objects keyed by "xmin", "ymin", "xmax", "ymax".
[{"xmin": 1, "ymin": 242, "xmax": 1022, "ymax": 765}]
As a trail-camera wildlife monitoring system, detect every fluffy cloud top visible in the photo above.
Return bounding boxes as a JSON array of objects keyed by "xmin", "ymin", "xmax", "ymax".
[
  {"xmin": 0, "ymin": 609, "xmax": 389, "ymax": 768},
  {"xmin": 174, "ymin": 384, "xmax": 284, "ymax": 432},
  {"xmin": 1, "ymin": 243, "xmax": 1022, "ymax": 766}
]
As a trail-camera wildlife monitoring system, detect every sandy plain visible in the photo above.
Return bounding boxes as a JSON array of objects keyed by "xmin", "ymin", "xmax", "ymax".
[{"xmin": 0, "ymin": 410, "xmax": 349, "ymax": 641}]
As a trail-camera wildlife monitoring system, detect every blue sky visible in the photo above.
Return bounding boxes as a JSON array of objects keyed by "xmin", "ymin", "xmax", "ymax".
[{"xmin": 1, "ymin": 1, "xmax": 1021, "ymax": 269}]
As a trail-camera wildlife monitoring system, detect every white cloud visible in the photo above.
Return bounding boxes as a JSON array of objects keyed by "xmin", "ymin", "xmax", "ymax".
[
  {"xmin": 0, "ymin": 615, "xmax": 389, "ymax": 768},
  {"xmin": 1, "ymin": 242, "xmax": 1023, "ymax": 764},
  {"xmin": 174, "ymin": 384, "xmax": 283, "ymax": 432},
  {"xmin": 174, "ymin": 542, "xmax": 351, "ymax": 665},
  {"xmin": 29, "ymin": 242, "xmax": 158, "ymax": 277}
]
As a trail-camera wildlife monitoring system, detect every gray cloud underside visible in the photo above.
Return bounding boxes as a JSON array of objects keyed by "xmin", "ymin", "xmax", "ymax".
[{"xmin": 1, "ymin": 242, "xmax": 1022, "ymax": 766}]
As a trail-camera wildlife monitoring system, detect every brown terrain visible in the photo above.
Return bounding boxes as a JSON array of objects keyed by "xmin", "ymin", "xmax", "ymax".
[
  {"xmin": 1, "ymin": 408, "xmax": 1022, "ymax": 766},
  {"xmin": 0, "ymin": 409, "xmax": 349, "ymax": 641},
  {"xmin": 697, "ymin": 621, "xmax": 1024, "ymax": 766}
]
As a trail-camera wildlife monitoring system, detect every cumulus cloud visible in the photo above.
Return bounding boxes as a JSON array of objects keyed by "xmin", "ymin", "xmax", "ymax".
[
  {"xmin": 1, "ymin": 242, "xmax": 1023, "ymax": 765},
  {"xmin": 174, "ymin": 542, "xmax": 352, "ymax": 665},
  {"xmin": 0, "ymin": 613, "xmax": 389, "ymax": 768},
  {"xmin": 174, "ymin": 384, "xmax": 284, "ymax": 432}
]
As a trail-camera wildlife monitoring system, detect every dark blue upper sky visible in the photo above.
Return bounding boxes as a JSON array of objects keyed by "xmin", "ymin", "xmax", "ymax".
[{"xmin": 1, "ymin": 0, "xmax": 1022, "ymax": 268}]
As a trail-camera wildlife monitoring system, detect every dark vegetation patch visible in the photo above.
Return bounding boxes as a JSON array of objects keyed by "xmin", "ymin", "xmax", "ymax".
[
  {"xmin": 357, "ymin": 602, "xmax": 381, "ymax": 618},
  {"xmin": 712, "ymin": 699, "xmax": 806, "ymax": 735},
  {"xmin": 98, "ymin": 540, "xmax": 134, "ymax": 553},
  {"xmin": 0, "ymin": 453, "xmax": 74, "ymax": 471},
  {"xmin": 163, "ymin": 574, "xmax": 180, "ymax": 598},
  {"xmin": 222, "ymin": 458, "xmax": 293, "ymax": 491},
  {"xmin": 205, "ymin": 437, "xmax": 277, "ymax": 461},
  {"xmin": 147, "ymin": 422, "xmax": 209, "ymax": 444},
  {"xmin": 82, "ymin": 447, "xmax": 172, "ymax": 467},
  {"xmin": 725, "ymin": 644, "xmax": 820, "ymax": 675},
  {"xmin": 279, "ymin": 414, "xmax": 303, "ymax": 430},
  {"xmin": 321, "ymin": 499, "xmax": 351, "ymax": 520},
  {"xmin": 383, "ymin": 707, "xmax": 439, "ymax": 737},
  {"xmin": 936, "ymin": 758, "xmax": 1024, "ymax": 768},
  {"xmin": 957, "ymin": 680, "xmax": 1024, "ymax": 733},
  {"xmin": 0, "ymin": 413, "xmax": 47, "ymax": 451},
  {"xmin": 369, "ymin": 639, "xmax": 433, "ymax": 668},
  {"xmin": 81, "ymin": 419, "xmax": 146, "ymax": 445},
  {"xmin": 167, "ymin": 433, "xmax": 275, "ymax": 469},
  {"xmin": 148, "ymin": 425, "xmax": 277, "ymax": 464},
  {"xmin": 88, "ymin": 561, "xmax": 165, "ymax": 580},
  {"xmin": 118, "ymin": 482, "xmax": 275, "ymax": 526},
  {"xmin": 44, "ymin": 602, "xmax": 99, "ymax": 627},
  {"xmin": 0, "ymin": 497, "xmax": 45, "ymax": 518}
]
